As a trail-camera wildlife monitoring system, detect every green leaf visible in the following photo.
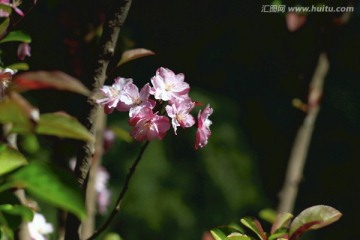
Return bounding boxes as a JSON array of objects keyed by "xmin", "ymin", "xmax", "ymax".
[
  {"xmin": 240, "ymin": 217, "xmax": 268, "ymax": 240},
  {"xmin": 10, "ymin": 162, "xmax": 86, "ymax": 220},
  {"xmin": 0, "ymin": 18, "xmax": 9, "ymax": 37},
  {"xmin": 0, "ymin": 31, "xmax": 31, "ymax": 44},
  {"xmin": 210, "ymin": 228, "xmax": 228, "ymax": 240},
  {"xmin": 6, "ymin": 62, "xmax": 29, "ymax": 71},
  {"xmin": 0, "ymin": 204, "xmax": 34, "ymax": 222},
  {"xmin": 0, "ymin": 143, "xmax": 27, "ymax": 176},
  {"xmin": 0, "ymin": 4, "xmax": 12, "ymax": 16},
  {"xmin": 117, "ymin": 48, "xmax": 155, "ymax": 67},
  {"xmin": 268, "ymin": 228, "xmax": 288, "ymax": 240},
  {"xmin": 289, "ymin": 205, "xmax": 342, "ymax": 240},
  {"xmin": 36, "ymin": 112, "xmax": 94, "ymax": 142},
  {"xmin": 259, "ymin": 208, "xmax": 277, "ymax": 224},
  {"xmin": 0, "ymin": 93, "xmax": 38, "ymax": 134},
  {"xmin": 104, "ymin": 233, "xmax": 123, "ymax": 240},
  {"xmin": 19, "ymin": 134, "xmax": 40, "ymax": 154},
  {"xmin": 227, "ymin": 232, "xmax": 252, "ymax": 240},
  {"xmin": 12, "ymin": 71, "xmax": 90, "ymax": 96},
  {"xmin": 270, "ymin": 212, "xmax": 293, "ymax": 234}
]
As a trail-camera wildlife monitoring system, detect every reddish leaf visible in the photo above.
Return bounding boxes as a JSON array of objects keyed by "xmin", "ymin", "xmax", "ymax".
[
  {"xmin": 289, "ymin": 205, "xmax": 342, "ymax": 240},
  {"xmin": 117, "ymin": 48, "xmax": 155, "ymax": 67},
  {"xmin": 240, "ymin": 217, "xmax": 268, "ymax": 240},
  {"xmin": 12, "ymin": 71, "xmax": 90, "ymax": 96},
  {"xmin": 0, "ymin": 92, "xmax": 38, "ymax": 133}
]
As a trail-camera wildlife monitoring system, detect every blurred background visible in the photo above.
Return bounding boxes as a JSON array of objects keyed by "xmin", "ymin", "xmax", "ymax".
[{"xmin": 11, "ymin": 0, "xmax": 360, "ymax": 239}]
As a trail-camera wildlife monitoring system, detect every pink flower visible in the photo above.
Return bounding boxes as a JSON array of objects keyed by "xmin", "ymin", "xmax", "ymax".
[
  {"xmin": 96, "ymin": 77, "xmax": 132, "ymax": 114},
  {"xmin": 17, "ymin": 42, "xmax": 31, "ymax": 60},
  {"xmin": 130, "ymin": 107, "xmax": 170, "ymax": 141},
  {"xmin": 0, "ymin": 0, "xmax": 24, "ymax": 16},
  {"xmin": 117, "ymin": 83, "xmax": 156, "ymax": 117},
  {"xmin": 95, "ymin": 167, "xmax": 111, "ymax": 215},
  {"xmin": 165, "ymin": 99, "xmax": 195, "ymax": 134},
  {"xmin": 150, "ymin": 67, "xmax": 189, "ymax": 102},
  {"xmin": 195, "ymin": 104, "xmax": 213, "ymax": 149}
]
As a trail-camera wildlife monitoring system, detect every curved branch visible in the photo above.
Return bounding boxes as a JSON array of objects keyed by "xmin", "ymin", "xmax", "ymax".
[{"xmin": 87, "ymin": 141, "xmax": 150, "ymax": 240}]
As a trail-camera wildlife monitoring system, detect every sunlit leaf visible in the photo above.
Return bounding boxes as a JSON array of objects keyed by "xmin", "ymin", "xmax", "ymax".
[
  {"xmin": 271, "ymin": 212, "xmax": 293, "ymax": 234},
  {"xmin": 10, "ymin": 162, "xmax": 86, "ymax": 220},
  {"xmin": 259, "ymin": 208, "xmax": 277, "ymax": 224},
  {"xmin": 0, "ymin": 143, "xmax": 27, "ymax": 176},
  {"xmin": 0, "ymin": 31, "xmax": 31, "ymax": 43},
  {"xmin": 240, "ymin": 217, "xmax": 267, "ymax": 240},
  {"xmin": 227, "ymin": 232, "xmax": 252, "ymax": 240},
  {"xmin": 268, "ymin": 228, "xmax": 288, "ymax": 240},
  {"xmin": 20, "ymin": 134, "xmax": 40, "ymax": 154},
  {"xmin": 0, "ymin": 92, "xmax": 38, "ymax": 133},
  {"xmin": 117, "ymin": 48, "xmax": 155, "ymax": 67},
  {"xmin": 6, "ymin": 62, "xmax": 29, "ymax": 71},
  {"xmin": 0, "ymin": 204, "xmax": 34, "ymax": 222},
  {"xmin": 210, "ymin": 228, "xmax": 228, "ymax": 240},
  {"xmin": 0, "ymin": 18, "xmax": 9, "ymax": 37},
  {"xmin": 104, "ymin": 233, "xmax": 123, "ymax": 240},
  {"xmin": 289, "ymin": 205, "xmax": 342, "ymax": 240},
  {"xmin": 36, "ymin": 112, "xmax": 94, "ymax": 142},
  {"xmin": 12, "ymin": 71, "xmax": 90, "ymax": 96}
]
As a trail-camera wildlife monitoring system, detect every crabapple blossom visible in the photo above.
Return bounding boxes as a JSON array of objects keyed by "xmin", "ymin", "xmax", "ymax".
[
  {"xmin": 117, "ymin": 83, "xmax": 156, "ymax": 117},
  {"xmin": 150, "ymin": 67, "xmax": 189, "ymax": 102},
  {"xmin": 95, "ymin": 167, "xmax": 111, "ymax": 215},
  {"xmin": 17, "ymin": 42, "xmax": 31, "ymax": 60},
  {"xmin": 96, "ymin": 77, "xmax": 132, "ymax": 114},
  {"xmin": 27, "ymin": 213, "xmax": 53, "ymax": 240},
  {"xmin": 195, "ymin": 104, "xmax": 213, "ymax": 149},
  {"xmin": 165, "ymin": 98, "xmax": 195, "ymax": 134},
  {"xmin": 130, "ymin": 107, "xmax": 170, "ymax": 141},
  {"xmin": 0, "ymin": 0, "xmax": 24, "ymax": 16}
]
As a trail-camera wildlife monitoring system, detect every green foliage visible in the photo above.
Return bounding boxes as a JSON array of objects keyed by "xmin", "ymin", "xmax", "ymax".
[
  {"xmin": 104, "ymin": 232, "xmax": 124, "ymax": 240},
  {"xmin": 0, "ymin": 18, "xmax": 9, "ymax": 37},
  {"xmin": 0, "ymin": 31, "xmax": 31, "ymax": 44},
  {"xmin": 0, "ymin": 4, "xmax": 12, "ymax": 16},
  {"xmin": 36, "ymin": 112, "xmax": 94, "ymax": 142},
  {"xmin": 240, "ymin": 217, "xmax": 267, "ymax": 240},
  {"xmin": 211, "ymin": 205, "xmax": 342, "ymax": 240},
  {"xmin": 0, "ymin": 143, "xmax": 27, "ymax": 176},
  {"xmin": 6, "ymin": 63, "xmax": 29, "ymax": 71},
  {"xmin": 0, "ymin": 94, "xmax": 36, "ymax": 134},
  {"xmin": 8, "ymin": 162, "xmax": 86, "ymax": 220},
  {"xmin": 0, "ymin": 191, "xmax": 34, "ymax": 239},
  {"xmin": 288, "ymin": 205, "xmax": 342, "ymax": 240}
]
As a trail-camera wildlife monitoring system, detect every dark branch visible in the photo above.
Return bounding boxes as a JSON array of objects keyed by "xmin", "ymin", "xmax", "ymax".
[
  {"xmin": 64, "ymin": 1, "xmax": 133, "ymax": 239},
  {"xmin": 86, "ymin": 141, "xmax": 150, "ymax": 240}
]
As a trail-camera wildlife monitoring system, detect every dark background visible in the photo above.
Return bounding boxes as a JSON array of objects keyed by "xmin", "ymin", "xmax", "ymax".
[{"xmin": 13, "ymin": 0, "xmax": 360, "ymax": 239}]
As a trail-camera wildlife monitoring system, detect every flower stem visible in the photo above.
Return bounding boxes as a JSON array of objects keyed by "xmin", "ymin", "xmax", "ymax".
[{"xmin": 86, "ymin": 140, "xmax": 150, "ymax": 240}]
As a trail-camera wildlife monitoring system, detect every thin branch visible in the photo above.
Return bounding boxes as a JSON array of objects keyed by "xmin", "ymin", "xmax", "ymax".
[
  {"xmin": 64, "ymin": 1, "xmax": 133, "ymax": 239},
  {"xmin": 277, "ymin": 52, "xmax": 329, "ymax": 213},
  {"xmin": 87, "ymin": 141, "xmax": 150, "ymax": 240}
]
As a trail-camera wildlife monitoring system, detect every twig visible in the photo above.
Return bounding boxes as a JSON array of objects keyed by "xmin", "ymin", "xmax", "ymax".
[
  {"xmin": 277, "ymin": 52, "xmax": 329, "ymax": 213},
  {"xmin": 82, "ymin": 111, "xmax": 106, "ymax": 239},
  {"xmin": 86, "ymin": 141, "xmax": 150, "ymax": 240},
  {"xmin": 64, "ymin": 1, "xmax": 133, "ymax": 239}
]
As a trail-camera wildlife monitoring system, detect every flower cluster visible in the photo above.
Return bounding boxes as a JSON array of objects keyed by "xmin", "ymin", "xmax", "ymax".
[{"xmin": 96, "ymin": 67, "xmax": 213, "ymax": 149}]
